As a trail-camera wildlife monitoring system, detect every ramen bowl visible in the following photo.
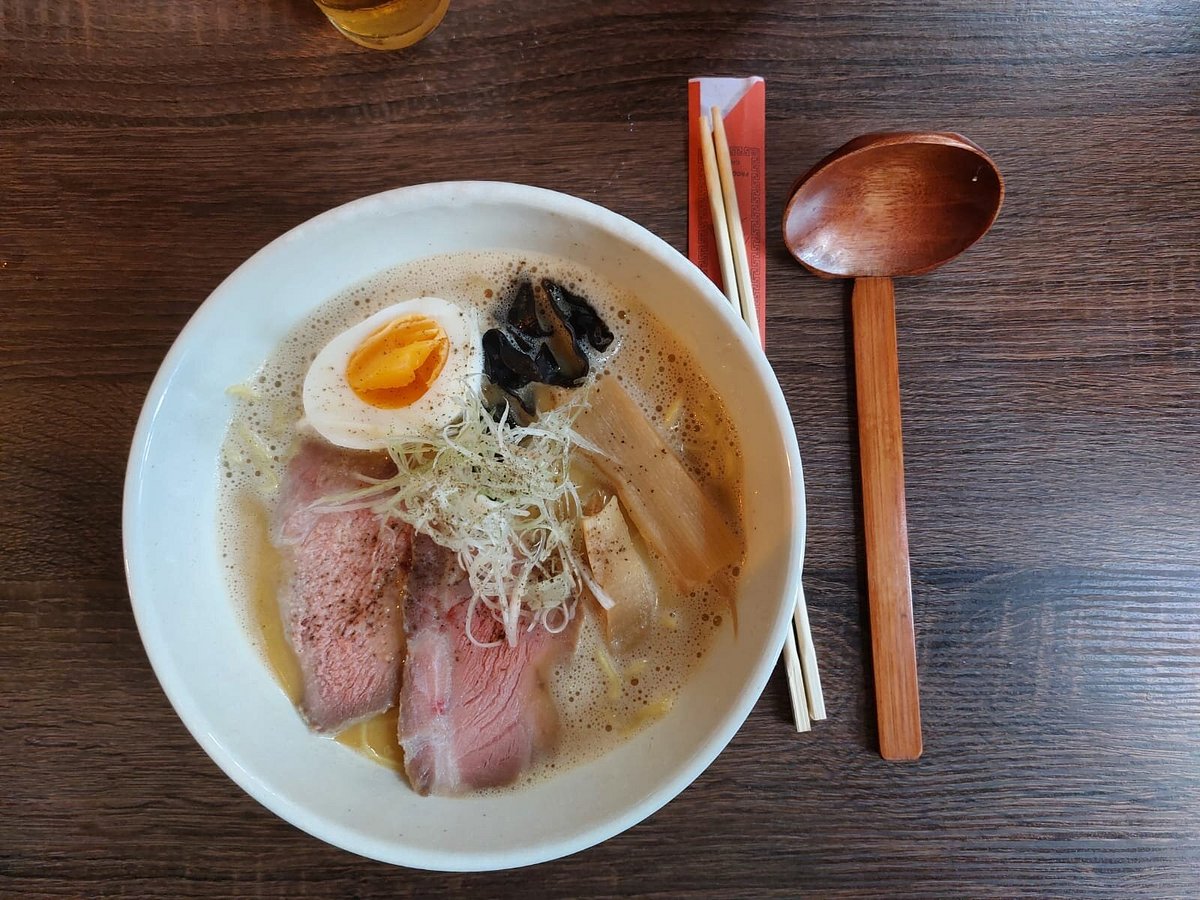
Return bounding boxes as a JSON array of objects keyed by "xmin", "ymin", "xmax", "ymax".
[{"xmin": 123, "ymin": 182, "xmax": 806, "ymax": 871}]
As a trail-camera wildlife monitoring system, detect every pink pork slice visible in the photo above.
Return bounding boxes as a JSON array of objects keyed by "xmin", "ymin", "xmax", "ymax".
[
  {"xmin": 274, "ymin": 440, "xmax": 413, "ymax": 733},
  {"xmin": 399, "ymin": 535, "xmax": 578, "ymax": 795}
]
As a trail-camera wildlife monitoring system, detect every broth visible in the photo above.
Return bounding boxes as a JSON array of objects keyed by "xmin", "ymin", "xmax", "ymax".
[{"xmin": 218, "ymin": 249, "xmax": 744, "ymax": 787}]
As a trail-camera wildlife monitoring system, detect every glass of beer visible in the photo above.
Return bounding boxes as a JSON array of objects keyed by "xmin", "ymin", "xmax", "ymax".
[{"xmin": 313, "ymin": 0, "xmax": 450, "ymax": 50}]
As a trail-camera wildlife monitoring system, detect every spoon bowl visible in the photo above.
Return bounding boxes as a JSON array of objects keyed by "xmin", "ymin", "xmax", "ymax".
[{"xmin": 784, "ymin": 132, "xmax": 1003, "ymax": 278}]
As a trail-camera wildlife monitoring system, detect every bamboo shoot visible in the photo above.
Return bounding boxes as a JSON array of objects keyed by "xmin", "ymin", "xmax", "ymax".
[{"xmin": 569, "ymin": 376, "xmax": 742, "ymax": 590}]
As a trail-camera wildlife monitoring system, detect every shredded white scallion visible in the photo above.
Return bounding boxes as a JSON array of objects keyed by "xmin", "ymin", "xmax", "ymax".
[{"xmin": 319, "ymin": 384, "xmax": 598, "ymax": 647}]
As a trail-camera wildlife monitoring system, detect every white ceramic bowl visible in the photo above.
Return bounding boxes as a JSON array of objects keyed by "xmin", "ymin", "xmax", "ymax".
[{"xmin": 123, "ymin": 182, "xmax": 805, "ymax": 871}]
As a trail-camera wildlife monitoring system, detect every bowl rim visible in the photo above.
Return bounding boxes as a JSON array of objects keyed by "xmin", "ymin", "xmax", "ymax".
[{"xmin": 122, "ymin": 180, "xmax": 807, "ymax": 870}]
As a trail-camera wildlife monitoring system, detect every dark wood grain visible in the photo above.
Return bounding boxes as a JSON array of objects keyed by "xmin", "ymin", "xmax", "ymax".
[{"xmin": 2, "ymin": 0, "xmax": 1199, "ymax": 896}]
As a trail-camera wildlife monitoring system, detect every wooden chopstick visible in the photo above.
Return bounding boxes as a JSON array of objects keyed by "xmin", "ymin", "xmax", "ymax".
[
  {"xmin": 710, "ymin": 107, "xmax": 763, "ymax": 347},
  {"xmin": 697, "ymin": 115, "xmax": 740, "ymax": 309},
  {"xmin": 783, "ymin": 624, "xmax": 812, "ymax": 732},
  {"xmin": 793, "ymin": 582, "xmax": 826, "ymax": 721},
  {"xmin": 700, "ymin": 107, "xmax": 824, "ymax": 730}
]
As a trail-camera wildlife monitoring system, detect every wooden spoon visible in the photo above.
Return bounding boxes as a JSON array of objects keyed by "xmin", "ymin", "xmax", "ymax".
[{"xmin": 782, "ymin": 132, "xmax": 1004, "ymax": 760}]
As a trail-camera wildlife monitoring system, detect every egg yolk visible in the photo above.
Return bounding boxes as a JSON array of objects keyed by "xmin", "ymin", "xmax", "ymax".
[{"xmin": 345, "ymin": 315, "xmax": 449, "ymax": 409}]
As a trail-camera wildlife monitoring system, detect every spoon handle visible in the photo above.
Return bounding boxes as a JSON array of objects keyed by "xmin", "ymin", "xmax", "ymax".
[{"xmin": 851, "ymin": 276, "xmax": 923, "ymax": 760}]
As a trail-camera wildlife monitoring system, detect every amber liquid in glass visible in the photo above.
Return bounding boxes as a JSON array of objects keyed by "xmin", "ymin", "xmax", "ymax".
[{"xmin": 314, "ymin": 0, "xmax": 450, "ymax": 50}]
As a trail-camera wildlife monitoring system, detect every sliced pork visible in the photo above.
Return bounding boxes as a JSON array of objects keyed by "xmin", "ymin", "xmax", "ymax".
[
  {"xmin": 274, "ymin": 440, "xmax": 413, "ymax": 733},
  {"xmin": 399, "ymin": 535, "xmax": 577, "ymax": 795}
]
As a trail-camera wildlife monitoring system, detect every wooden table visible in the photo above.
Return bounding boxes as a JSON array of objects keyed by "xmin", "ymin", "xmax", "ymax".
[{"xmin": 4, "ymin": 1, "xmax": 1198, "ymax": 895}]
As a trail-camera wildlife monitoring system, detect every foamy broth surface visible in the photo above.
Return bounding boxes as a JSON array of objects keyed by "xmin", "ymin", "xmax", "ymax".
[{"xmin": 219, "ymin": 250, "xmax": 744, "ymax": 788}]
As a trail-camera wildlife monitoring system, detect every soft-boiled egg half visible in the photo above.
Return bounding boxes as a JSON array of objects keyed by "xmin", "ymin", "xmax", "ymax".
[{"xmin": 303, "ymin": 297, "xmax": 482, "ymax": 450}]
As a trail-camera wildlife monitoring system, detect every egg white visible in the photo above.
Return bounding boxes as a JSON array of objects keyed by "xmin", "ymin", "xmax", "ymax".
[{"xmin": 302, "ymin": 296, "xmax": 483, "ymax": 450}]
